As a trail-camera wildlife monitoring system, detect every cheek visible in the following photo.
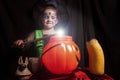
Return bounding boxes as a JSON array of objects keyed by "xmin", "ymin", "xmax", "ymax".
[
  {"xmin": 41, "ymin": 19, "xmax": 47, "ymax": 23},
  {"xmin": 53, "ymin": 18, "xmax": 57, "ymax": 22},
  {"xmin": 54, "ymin": 19, "xmax": 58, "ymax": 24}
]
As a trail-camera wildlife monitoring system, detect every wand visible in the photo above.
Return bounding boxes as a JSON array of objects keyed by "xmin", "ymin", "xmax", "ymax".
[
  {"xmin": 11, "ymin": 34, "xmax": 55, "ymax": 48},
  {"xmin": 23, "ymin": 34, "xmax": 54, "ymax": 46}
]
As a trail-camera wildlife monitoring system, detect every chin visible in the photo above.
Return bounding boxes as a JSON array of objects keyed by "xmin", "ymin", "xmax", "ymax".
[{"xmin": 45, "ymin": 26, "xmax": 54, "ymax": 29}]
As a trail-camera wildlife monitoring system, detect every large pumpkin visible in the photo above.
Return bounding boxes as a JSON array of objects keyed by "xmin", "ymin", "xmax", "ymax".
[{"xmin": 41, "ymin": 36, "xmax": 80, "ymax": 74}]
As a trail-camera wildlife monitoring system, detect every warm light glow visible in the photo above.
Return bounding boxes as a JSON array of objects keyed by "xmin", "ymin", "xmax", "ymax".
[{"xmin": 56, "ymin": 29, "xmax": 65, "ymax": 36}]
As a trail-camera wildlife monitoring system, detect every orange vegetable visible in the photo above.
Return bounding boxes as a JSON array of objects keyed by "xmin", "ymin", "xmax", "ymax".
[
  {"xmin": 41, "ymin": 36, "xmax": 80, "ymax": 74},
  {"xmin": 86, "ymin": 38, "xmax": 105, "ymax": 75}
]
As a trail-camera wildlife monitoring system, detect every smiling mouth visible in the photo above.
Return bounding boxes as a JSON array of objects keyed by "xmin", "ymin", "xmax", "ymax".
[{"xmin": 47, "ymin": 22, "xmax": 53, "ymax": 24}]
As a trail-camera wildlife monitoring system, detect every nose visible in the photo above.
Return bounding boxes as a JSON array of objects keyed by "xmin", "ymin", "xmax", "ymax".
[
  {"xmin": 48, "ymin": 17, "xmax": 52, "ymax": 22},
  {"xmin": 19, "ymin": 64, "xmax": 27, "ymax": 71}
]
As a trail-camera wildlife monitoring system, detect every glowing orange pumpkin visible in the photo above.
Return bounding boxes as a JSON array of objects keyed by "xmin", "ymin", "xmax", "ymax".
[{"xmin": 41, "ymin": 36, "xmax": 80, "ymax": 74}]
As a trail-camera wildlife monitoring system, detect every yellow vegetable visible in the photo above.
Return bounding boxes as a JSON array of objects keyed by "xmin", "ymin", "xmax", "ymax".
[{"xmin": 86, "ymin": 38, "xmax": 105, "ymax": 75}]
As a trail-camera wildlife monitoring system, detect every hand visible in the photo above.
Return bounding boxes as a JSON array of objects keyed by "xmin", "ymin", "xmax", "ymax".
[{"xmin": 13, "ymin": 40, "xmax": 25, "ymax": 48}]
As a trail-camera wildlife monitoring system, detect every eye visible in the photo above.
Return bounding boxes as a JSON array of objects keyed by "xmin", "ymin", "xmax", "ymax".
[
  {"xmin": 51, "ymin": 16, "xmax": 56, "ymax": 19},
  {"xmin": 43, "ymin": 15, "xmax": 49, "ymax": 19}
]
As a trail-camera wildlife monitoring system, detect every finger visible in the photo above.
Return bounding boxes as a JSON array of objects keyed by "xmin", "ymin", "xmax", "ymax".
[{"xmin": 18, "ymin": 41, "xmax": 22, "ymax": 46}]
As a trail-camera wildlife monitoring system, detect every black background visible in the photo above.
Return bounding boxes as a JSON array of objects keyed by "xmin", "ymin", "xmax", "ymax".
[{"xmin": 0, "ymin": 0, "xmax": 120, "ymax": 79}]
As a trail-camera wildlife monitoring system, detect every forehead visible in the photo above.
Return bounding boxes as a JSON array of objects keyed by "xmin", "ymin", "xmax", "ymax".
[{"xmin": 44, "ymin": 8, "xmax": 57, "ymax": 15}]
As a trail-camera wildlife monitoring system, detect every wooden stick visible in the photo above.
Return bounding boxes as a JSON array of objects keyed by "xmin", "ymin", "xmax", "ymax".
[{"xmin": 23, "ymin": 34, "xmax": 55, "ymax": 45}]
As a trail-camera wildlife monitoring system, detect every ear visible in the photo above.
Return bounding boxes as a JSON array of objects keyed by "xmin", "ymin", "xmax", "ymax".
[
  {"xmin": 25, "ymin": 57, "xmax": 29, "ymax": 65},
  {"xmin": 18, "ymin": 56, "xmax": 23, "ymax": 64}
]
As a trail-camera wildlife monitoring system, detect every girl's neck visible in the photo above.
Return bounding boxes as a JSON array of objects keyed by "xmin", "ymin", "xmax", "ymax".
[{"xmin": 42, "ymin": 28, "xmax": 56, "ymax": 35}]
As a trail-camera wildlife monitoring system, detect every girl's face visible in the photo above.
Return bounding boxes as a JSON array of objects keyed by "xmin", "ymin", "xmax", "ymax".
[{"xmin": 41, "ymin": 8, "xmax": 58, "ymax": 29}]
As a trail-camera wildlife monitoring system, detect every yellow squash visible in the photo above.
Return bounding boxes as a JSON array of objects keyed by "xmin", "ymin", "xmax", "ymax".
[{"xmin": 86, "ymin": 38, "xmax": 105, "ymax": 75}]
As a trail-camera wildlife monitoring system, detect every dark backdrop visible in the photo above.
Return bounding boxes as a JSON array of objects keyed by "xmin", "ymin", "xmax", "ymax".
[{"xmin": 0, "ymin": 0, "xmax": 120, "ymax": 79}]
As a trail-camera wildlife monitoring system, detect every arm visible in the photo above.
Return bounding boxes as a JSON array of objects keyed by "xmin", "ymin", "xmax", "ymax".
[{"xmin": 13, "ymin": 32, "xmax": 35, "ymax": 49}]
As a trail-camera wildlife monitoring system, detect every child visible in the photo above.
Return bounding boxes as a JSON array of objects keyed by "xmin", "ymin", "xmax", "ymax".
[
  {"xmin": 14, "ymin": 4, "xmax": 59, "ymax": 79},
  {"xmin": 14, "ymin": 4, "xmax": 59, "ymax": 57}
]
